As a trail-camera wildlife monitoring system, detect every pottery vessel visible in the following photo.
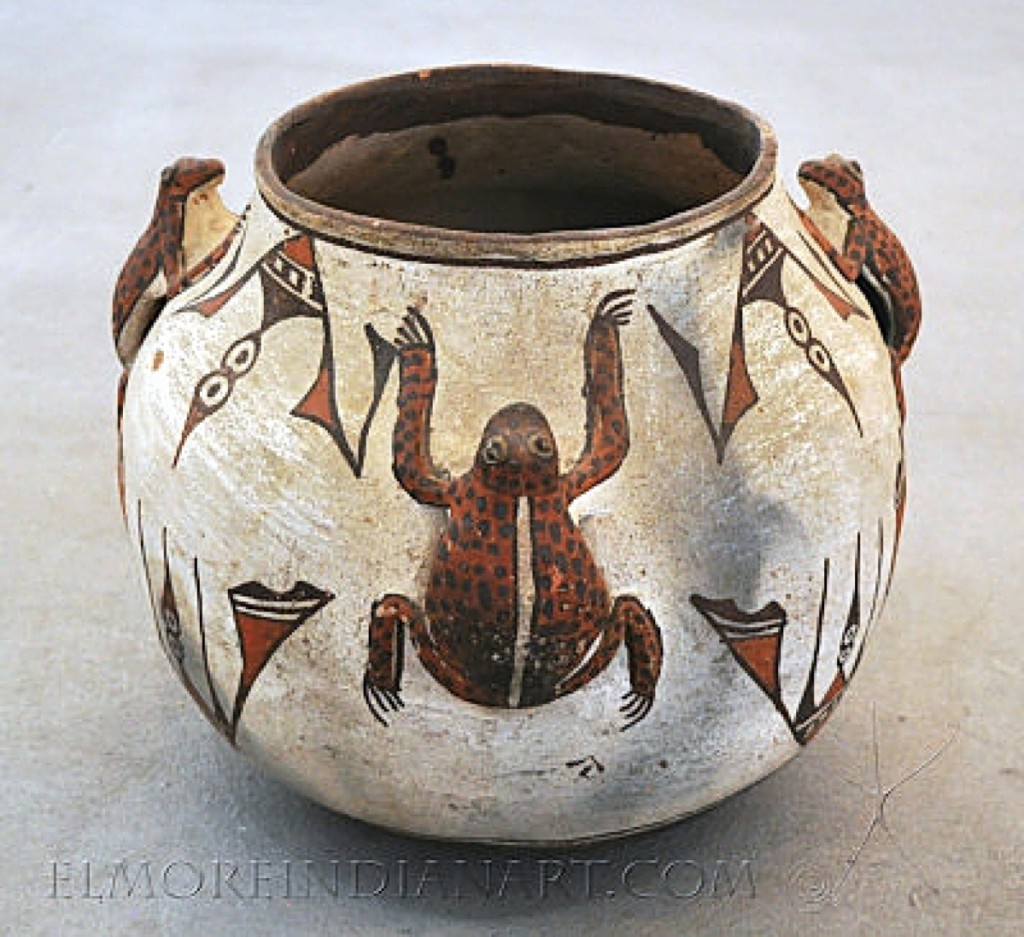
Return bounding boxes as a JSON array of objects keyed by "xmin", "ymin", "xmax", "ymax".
[{"xmin": 112, "ymin": 66, "xmax": 921, "ymax": 844}]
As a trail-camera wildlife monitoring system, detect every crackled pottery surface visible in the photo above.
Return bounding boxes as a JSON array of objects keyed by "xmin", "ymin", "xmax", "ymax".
[{"xmin": 112, "ymin": 66, "xmax": 921, "ymax": 844}]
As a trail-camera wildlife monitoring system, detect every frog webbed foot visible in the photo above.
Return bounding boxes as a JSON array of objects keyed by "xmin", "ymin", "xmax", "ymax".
[{"xmin": 394, "ymin": 307, "xmax": 435, "ymax": 353}]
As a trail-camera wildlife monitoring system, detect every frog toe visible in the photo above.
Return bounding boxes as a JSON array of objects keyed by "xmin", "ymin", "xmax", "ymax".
[
  {"xmin": 619, "ymin": 690, "xmax": 654, "ymax": 731},
  {"xmin": 363, "ymin": 672, "xmax": 404, "ymax": 727}
]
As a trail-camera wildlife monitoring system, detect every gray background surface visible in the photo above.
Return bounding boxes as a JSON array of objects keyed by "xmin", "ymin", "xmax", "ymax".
[{"xmin": 1, "ymin": 1, "xmax": 1020, "ymax": 934}]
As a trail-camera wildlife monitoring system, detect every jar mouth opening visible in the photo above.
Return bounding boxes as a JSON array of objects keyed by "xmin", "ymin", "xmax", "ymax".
[{"xmin": 254, "ymin": 65, "xmax": 777, "ymax": 266}]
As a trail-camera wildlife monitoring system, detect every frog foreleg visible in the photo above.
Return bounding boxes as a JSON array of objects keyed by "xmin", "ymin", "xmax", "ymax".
[
  {"xmin": 564, "ymin": 290, "xmax": 633, "ymax": 501},
  {"xmin": 391, "ymin": 308, "xmax": 454, "ymax": 508}
]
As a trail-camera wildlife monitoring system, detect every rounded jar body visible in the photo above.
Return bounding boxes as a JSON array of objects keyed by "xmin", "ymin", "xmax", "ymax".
[{"xmin": 114, "ymin": 66, "xmax": 918, "ymax": 844}]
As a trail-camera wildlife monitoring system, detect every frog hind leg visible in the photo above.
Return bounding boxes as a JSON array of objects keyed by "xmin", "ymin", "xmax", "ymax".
[
  {"xmin": 555, "ymin": 595, "xmax": 663, "ymax": 731},
  {"xmin": 363, "ymin": 593, "xmax": 416, "ymax": 726},
  {"xmin": 554, "ymin": 612, "xmax": 624, "ymax": 701},
  {"xmin": 615, "ymin": 596, "xmax": 663, "ymax": 731},
  {"xmin": 364, "ymin": 593, "xmax": 487, "ymax": 722}
]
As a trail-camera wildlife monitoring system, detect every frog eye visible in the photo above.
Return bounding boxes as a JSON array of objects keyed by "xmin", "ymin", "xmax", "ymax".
[
  {"xmin": 222, "ymin": 333, "xmax": 261, "ymax": 377},
  {"xmin": 481, "ymin": 435, "xmax": 509, "ymax": 465},
  {"xmin": 196, "ymin": 371, "xmax": 232, "ymax": 412},
  {"xmin": 526, "ymin": 433, "xmax": 555, "ymax": 459}
]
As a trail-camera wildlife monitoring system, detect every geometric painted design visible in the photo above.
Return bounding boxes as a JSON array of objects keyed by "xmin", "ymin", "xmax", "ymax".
[
  {"xmin": 649, "ymin": 303, "xmax": 758, "ymax": 463},
  {"xmin": 691, "ymin": 532, "xmax": 869, "ymax": 745},
  {"xmin": 173, "ymin": 234, "xmax": 397, "ymax": 473},
  {"xmin": 227, "ymin": 580, "xmax": 334, "ymax": 741},
  {"xmin": 292, "ymin": 321, "xmax": 397, "ymax": 478},
  {"xmin": 690, "ymin": 595, "xmax": 789, "ymax": 723},
  {"xmin": 136, "ymin": 501, "xmax": 233, "ymax": 741},
  {"xmin": 136, "ymin": 501, "xmax": 334, "ymax": 745},
  {"xmin": 650, "ymin": 214, "xmax": 865, "ymax": 462}
]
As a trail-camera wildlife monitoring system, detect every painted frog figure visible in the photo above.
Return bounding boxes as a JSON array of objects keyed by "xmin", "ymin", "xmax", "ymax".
[{"xmin": 363, "ymin": 291, "xmax": 663, "ymax": 730}]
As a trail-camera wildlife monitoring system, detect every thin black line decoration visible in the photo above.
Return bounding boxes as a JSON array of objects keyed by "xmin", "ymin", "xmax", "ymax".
[
  {"xmin": 650, "ymin": 213, "xmax": 865, "ymax": 462},
  {"xmin": 692, "ymin": 531, "xmax": 873, "ymax": 745},
  {"xmin": 137, "ymin": 499, "xmax": 166, "ymax": 658},
  {"xmin": 193, "ymin": 559, "xmax": 231, "ymax": 732},
  {"xmin": 566, "ymin": 755, "xmax": 605, "ymax": 778},
  {"xmin": 135, "ymin": 501, "xmax": 334, "ymax": 744},
  {"xmin": 137, "ymin": 501, "xmax": 234, "ymax": 741},
  {"xmin": 172, "ymin": 233, "xmax": 397, "ymax": 475},
  {"xmin": 866, "ymin": 518, "xmax": 886, "ymax": 633},
  {"xmin": 790, "ymin": 558, "xmax": 848, "ymax": 743}
]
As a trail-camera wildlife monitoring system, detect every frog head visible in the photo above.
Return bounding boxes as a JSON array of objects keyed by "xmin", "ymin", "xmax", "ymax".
[
  {"xmin": 476, "ymin": 402, "xmax": 560, "ymax": 495},
  {"xmin": 797, "ymin": 153, "xmax": 867, "ymax": 212}
]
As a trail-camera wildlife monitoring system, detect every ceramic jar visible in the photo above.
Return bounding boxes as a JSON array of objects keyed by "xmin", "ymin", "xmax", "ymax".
[{"xmin": 112, "ymin": 66, "xmax": 920, "ymax": 844}]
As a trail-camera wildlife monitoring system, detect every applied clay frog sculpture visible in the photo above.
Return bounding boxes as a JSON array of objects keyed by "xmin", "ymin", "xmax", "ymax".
[
  {"xmin": 798, "ymin": 154, "xmax": 922, "ymax": 375},
  {"xmin": 798, "ymin": 153, "xmax": 922, "ymax": 532},
  {"xmin": 112, "ymin": 157, "xmax": 239, "ymax": 516},
  {"xmin": 112, "ymin": 157, "xmax": 238, "ymax": 367},
  {"xmin": 363, "ymin": 291, "xmax": 664, "ymax": 730}
]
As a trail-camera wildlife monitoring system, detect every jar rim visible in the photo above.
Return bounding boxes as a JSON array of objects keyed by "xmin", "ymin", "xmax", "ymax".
[{"xmin": 253, "ymin": 64, "xmax": 777, "ymax": 268}]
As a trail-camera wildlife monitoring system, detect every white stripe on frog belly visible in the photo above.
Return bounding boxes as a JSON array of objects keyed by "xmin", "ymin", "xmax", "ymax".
[
  {"xmin": 555, "ymin": 630, "xmax": 603, "ymax": 694},
  {"xmin": 508, "ymin": 496, "xmax": 535, "ymax": 708}
]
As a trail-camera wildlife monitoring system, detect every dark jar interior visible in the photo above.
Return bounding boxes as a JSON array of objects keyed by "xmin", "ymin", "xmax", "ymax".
[{"xmin": 256, "ymin": 66, "xmax": 775, "ymax": 260}]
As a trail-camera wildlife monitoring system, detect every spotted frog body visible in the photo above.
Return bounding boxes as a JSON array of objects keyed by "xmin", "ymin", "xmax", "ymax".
[
  {"xmin": 363, "ymin": 292, "xmax": 663, "ymax": 730},
  {"xmin": 797, "ymin": 154, "xmax": 922, "ymax": 370},
  {"xmin": 112, "ymin": 157, "xmax": 237, "ymax": 366}
]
